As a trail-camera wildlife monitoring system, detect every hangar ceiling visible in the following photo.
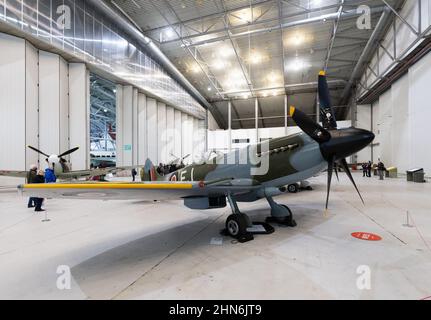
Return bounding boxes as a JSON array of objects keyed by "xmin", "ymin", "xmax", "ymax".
[{"xmin": 106, "ymin": 0, "xmax": 403, "ymax": 129}]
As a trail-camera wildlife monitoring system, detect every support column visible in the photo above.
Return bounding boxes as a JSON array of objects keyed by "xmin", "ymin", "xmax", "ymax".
[
  {"xmin": 69, "ymin": 63, "xmax": 90, "ymax": 170},
  {"xmin": 115, "ymin": 85, "xmax": 124, "ymax": 166}
]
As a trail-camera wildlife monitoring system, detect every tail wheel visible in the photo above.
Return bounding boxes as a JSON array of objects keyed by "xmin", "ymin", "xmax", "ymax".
[{"xmin": 226, "ymin": 214, "xmax": 248, "ymax": 238}]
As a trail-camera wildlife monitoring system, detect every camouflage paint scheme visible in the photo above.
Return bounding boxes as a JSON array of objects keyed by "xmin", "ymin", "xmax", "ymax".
[{"xmin": 154, "ymin": 132, "xmax": 326, "ymax": 202}]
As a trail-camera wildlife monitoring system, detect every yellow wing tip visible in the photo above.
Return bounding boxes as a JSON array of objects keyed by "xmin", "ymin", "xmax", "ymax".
[
  {"xmin": 319, "ymin": 70, "xmax": 326, "ymax": 76},
  {"xmin": 289, "ymin": 106, "xmax": 295, "ymax": 117}
]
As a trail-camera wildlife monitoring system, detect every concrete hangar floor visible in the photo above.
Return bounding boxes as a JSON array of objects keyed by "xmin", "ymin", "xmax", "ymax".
[{"xmin": 0, "ymin": 172, "xmax": 430, "ymax": 300}]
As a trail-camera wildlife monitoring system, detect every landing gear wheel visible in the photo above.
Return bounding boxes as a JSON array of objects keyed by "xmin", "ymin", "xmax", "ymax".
[
  {"xmin": 287, "ymin": 183, "xmax": 299, "ymax": 193},
  {"xmin": 226, "ymin": 214, "xmax": 248, "ymax": 238}
]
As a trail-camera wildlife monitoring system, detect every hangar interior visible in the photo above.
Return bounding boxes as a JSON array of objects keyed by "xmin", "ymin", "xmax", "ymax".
[{"xmin": 0, "ymin": 0, "xmax": 431, "ymax": 300}]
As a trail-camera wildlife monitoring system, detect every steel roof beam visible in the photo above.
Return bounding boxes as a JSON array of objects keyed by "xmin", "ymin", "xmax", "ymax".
[
  {"xmin": 179, "ymin": 6, "xmax": 386, "ymax": 47},
  {"xmin": 340, "ymin": 7, "xmax": 391, "ymax": 105}
]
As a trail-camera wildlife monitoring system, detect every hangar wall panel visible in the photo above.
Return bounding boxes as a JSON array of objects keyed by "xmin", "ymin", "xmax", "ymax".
[
  {"xmin": 132, "ymin": 88, "xmax": 139, "ymax": 166},
  {"xmin": 181, "ymin": 113, "xmax": 189, "ymax": 161},
  {"xmin": 357, "ymin": 51, "xmax": 431, "ymax": 175},
  {"xmin": 391, "ymin": 74, "xmax": 410, "ymax": 172},
  {"xmin": 376, "ymin": 90, "xmax": 393, "ymax": 165},
  {"xmin": 39, "ymin": 51, "xmax": 70, "ymax": 165},
  {"xmin": 356, "ymin": 104, "xmax": 372, "ymax": 163},
  {"xmin": 174, "ymin": 110, "xmax": 182, "ymax": 160},
  {"xmin": 118, "ymin": 86, "xmax": 138, "ymax": 166},
  {"xmin": 408, "ymin": 50, "xmax": 431, "ymax": 174},
  {"xmin": 157, "ymin": 102, "xmax": 167, "ymax": 164},
  {"xmin": 166, "ymin": 106, "xmax": 175, "ymax": 163},
  {"xmin": 59, "ymin": 57, "xmax": 69, "ymax": 161},
  {"xmin": 25, "ymin": 42, "xmax": 39, "ymax": 171},
  {"xmin": 372, "ymin": 100, "xmax": 380, "ymax": 162},
  {"xmin": 207, "ymin": 111, "xmax": 220, "ymax": 130},
  {"xmin": 0, "ymin": 33, "xmax": 26, "ymax": 185},
  {"xmin": 137, "ymin": 93, "xmax": 147, "ymax": 165},
  {"xmin": 146, "ymin": 98, "xmax": 158, "ymax": 164},
  {"xmin": 182, "ymin": 114, "xmax": 194, "ymax": 163},
  {"xmin": 69, "ymin": 63, "xmax": 90, "ymax": 170},
  {"xmin": 192, "ymin": 117, "xmax": 199, "ymax": 161}
]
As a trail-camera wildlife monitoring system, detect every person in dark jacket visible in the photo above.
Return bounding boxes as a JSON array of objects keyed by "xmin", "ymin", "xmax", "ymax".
[
  {"xmin": 44, "ymin": 167, "xmax": 57, "ymax": 183},
  {"xmin": 361, "ymin": 163, "xmax": 367, "ymax": 177},
  {"xmin": 367, "ymin": 161, "xmax": 372, "ymax": 177},
  {"xmin": 34, "ymin": 170, "xmax": 46, "ymax": 212},
  {"xmin": 27, "ymin": 164, "xmax": 38, "ymax": 208},
  {"xmin": 131, "ymin": 168, "xmax": 137, "ymax": 182}
]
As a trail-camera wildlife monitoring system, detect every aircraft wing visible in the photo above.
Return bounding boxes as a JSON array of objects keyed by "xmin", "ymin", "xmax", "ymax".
[
  {"xmin": 0, "ymin": 170, "xmax": 28, "ymax": 178},
  {"xmin": 0, "ymin": 167, "xmax": 132, "ymax": 180},
  {"xmin": 17, "ymin": 180, "xmax": 261, "ymax": 201}
]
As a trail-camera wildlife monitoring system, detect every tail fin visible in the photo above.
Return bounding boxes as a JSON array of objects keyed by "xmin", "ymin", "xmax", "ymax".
[
  {"xmin": 142, "ymin": 158, "xmax": 160, "ymax": 182},
  {"xmin": 318, "ymin": 71, "xmax": 337, "ymax": 129}
]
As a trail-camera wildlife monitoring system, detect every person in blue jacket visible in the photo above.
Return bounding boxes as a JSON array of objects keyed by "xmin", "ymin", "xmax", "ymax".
[{"xmin": 44, "ymin": 167, "xmax": 57, "ymax": 183}]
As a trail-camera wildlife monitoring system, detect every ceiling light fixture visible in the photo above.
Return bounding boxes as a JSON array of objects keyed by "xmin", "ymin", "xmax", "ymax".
[
  {"xmin": 249, "ymin": 51, "xmax": 263, "ymax": 64},
  {"xmin": 164, "ymin": 27, "xmax": 175, "ymax": 38}
]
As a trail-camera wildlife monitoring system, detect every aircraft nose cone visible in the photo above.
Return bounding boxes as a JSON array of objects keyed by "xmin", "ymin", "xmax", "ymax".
[{"xmin": 320, "ymin": 128, "xmax": 375, "ymax": 161}]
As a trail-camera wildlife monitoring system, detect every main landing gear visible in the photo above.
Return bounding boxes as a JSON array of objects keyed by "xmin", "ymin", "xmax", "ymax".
[
  {"xmin": 265, "ymin": 196, "xmax": 297, "ymax": 227},
  {"xmin": 224, "ymin": 193, "xmax": 255, "ymax": 242},
  {"xmin": 222, "ymin": 194, "xmax": 295, "ymax": 242}
]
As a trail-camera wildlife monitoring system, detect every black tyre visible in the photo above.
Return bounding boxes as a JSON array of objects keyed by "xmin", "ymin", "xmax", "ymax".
[
  {"xmin": 287, "ymin": 183, "xmax": 299, "ymax": 193},
  {"xmin": 226, "ymin": 214, "xmax": 248, "ymax": 238}
]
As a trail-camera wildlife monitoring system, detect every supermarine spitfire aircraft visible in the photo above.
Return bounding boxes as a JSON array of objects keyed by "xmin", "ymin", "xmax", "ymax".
[
  {"xmin": 1, "ymin": 146, "xmax": 121, "ymax": 180},
  {"xmin": 18, "ymin": 72, "xmax": 375, "ymax": 240}
]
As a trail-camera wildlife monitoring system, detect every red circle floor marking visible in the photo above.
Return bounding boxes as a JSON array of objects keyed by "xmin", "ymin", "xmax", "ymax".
[{"xmin": 351, "ymin": 232, "xmax": 382, "ymax": 241}]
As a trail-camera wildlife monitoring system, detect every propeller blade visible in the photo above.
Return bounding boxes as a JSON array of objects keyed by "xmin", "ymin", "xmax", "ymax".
[
  {"xmin": 290, "ymin": 106, "xmax": 331, "ymax": 143},
  {"xmin": 27, "ymin": 145, "xmax": 50, "ymax": 157},
  {"xmin": 334, "ymin": 162, "xmax": 340, "ymax": 182},
  {"xmin": 339, "ymin": 158, "xmax": 364, "ymax": 204},
  {"xmin": 58, "ymin": 146, "xmax": 79, "ymax": 158},
  {"xmin": 318, "ymin": 71, "xmax": 337, "ymax": 130},
  {"xmin": 326, "ymin": 157, "xmax": 334, "ymax": 209}
]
